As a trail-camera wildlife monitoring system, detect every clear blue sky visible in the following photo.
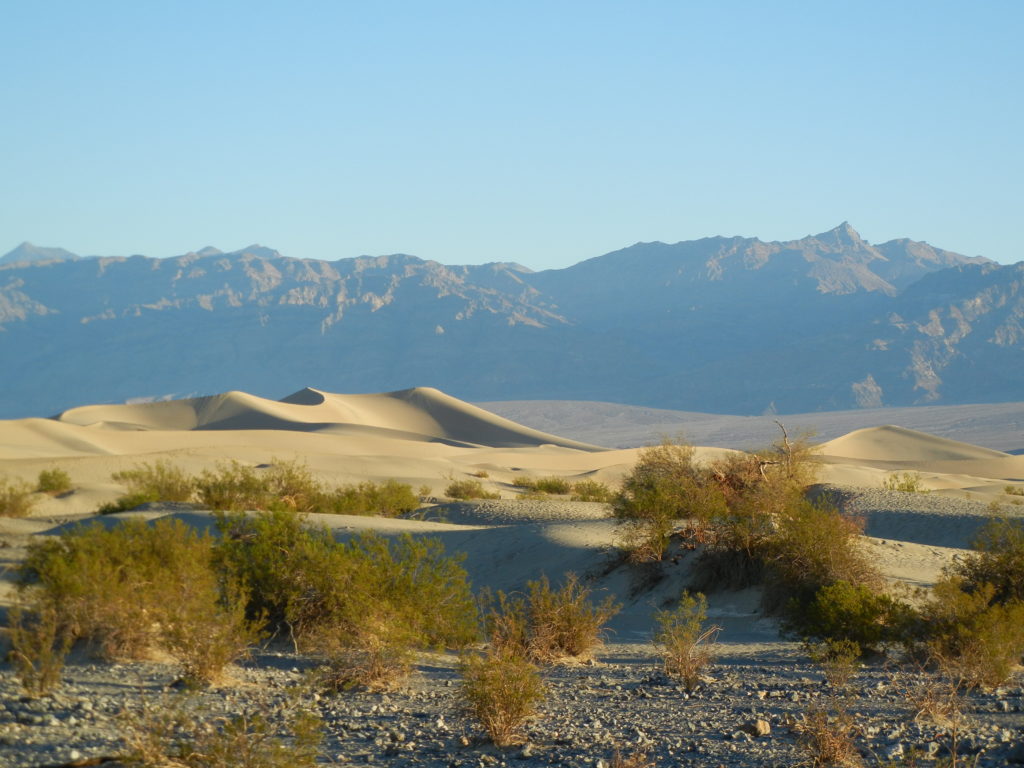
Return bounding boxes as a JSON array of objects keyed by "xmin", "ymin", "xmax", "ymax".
[{"xmin": 2, "ymin": 1, "xmax": 1021, "ymax": 269}]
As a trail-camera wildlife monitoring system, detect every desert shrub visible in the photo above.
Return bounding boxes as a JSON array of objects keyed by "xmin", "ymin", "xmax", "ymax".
[
  {"xmin": 953, "ymin": 516, "xmax": 1024, "ymax": 603},
  {"xmin": 764, "ymin": 499, "xmax": 878, "ymax": 614},
  {"xmin": 96, "ymin": 492, "xmax": 164, "ymax": 515},
  {"xmin": 196, "ymin": 459, "xmax": 327, "ymax": 513},
  {"xmin": 570, "ymin": 479, "xmax": 615, "ymax": 503},
  {"xmin": 805, "ymin": 638, "xmax": 861, "ymax": 690},
  {"xmin": 314, "ymin": 628, "xmax": 418, "ymax": 692},
  {"xmin": 19, "ymin": 518, "xmax": 256, "ymax": 677},
  {"xmin": 0, "ymin": 477, "xmax": 36, "ymax": 517},
  {"xmin": 1004, "ymin": 484, "xmax": 1024, "ymax": 496},
  {"xmin": 444, "ymin": 478, "xmax": 500, "ymax": 500},
  {"xmin": 653, "ymin": 591, "xmax": 720, "ymax": 691},
  {"xmin": 37, "ymin": 467, "xmax": 72, "ymax": 495},
  {"xmin": 609, "ymin": 748, "xmax": 654, "ymax": 768},
  {"xmin": 459, "ymin": 651, "xmax": 544, "ymax": 747},
  {"xmin": 883, "ymin": 471, "xmax": 928, "ymax": 493},
  {"xmin": 613, "ymin": 439, "xmax": 727, "ymax": 561},
  {"xmin": 795, "ymin": 706, "xmax": 863, "ymax": 768},
  {"xmin": 789, "ymin": 580, "xmax": 912, "ymax": 656},
  {"xmin": 484, "ymin": 573, "xmax": 619, "ymax": 663},
  {"xmin": 7, "ymin": 601, "xmax": 71, "ymax": 697},
  {"xmin": 320, "ymin": 479, "xmax": 419, "ymax": 517},
  {"xmin": 918, "ymin": 576, "xmax": 1024, "ymax": 689},
  {"xmin": 532, "ymin": 476, "xmax": 572, "ymax": 494},
  {"xmin": 470, "ymin": 469, "xmax": 490, "ymax": 478},
  {"xmin": 214, "ymin": 510, "xmax": 478, "ymax": 664},
  {"xmin": 112, "ymin": 459, "xmax": 195, "ymax": 503},
  {"xmin": 120, "ymin": 690, "xmax": 322, "ymax": 768}
]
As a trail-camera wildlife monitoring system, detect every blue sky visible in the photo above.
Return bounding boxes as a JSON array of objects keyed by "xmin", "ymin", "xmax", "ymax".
[{"xmin": 2, "ymin": 1, "xmax": 1021, "ymax": 269}]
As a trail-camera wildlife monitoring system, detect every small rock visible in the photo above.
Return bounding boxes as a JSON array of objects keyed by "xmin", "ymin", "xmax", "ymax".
[
  {"xmin": 884, "ymin": 743, "xmax": 905, "ymax": 760},
  {"xmin": 742, "ymin": 719, "xmax": 771, "ymax": 738}
]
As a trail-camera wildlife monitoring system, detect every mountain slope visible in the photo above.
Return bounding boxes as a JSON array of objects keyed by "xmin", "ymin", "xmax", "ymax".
[{"xmin": 0, "ymin": 224, "xmax": 1017, "ymax": 418}]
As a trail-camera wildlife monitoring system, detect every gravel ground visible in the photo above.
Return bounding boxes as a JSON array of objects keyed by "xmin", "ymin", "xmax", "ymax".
[{"xmin": 3, "ymin": 646, "xmax": 1024, "ymax": 768}]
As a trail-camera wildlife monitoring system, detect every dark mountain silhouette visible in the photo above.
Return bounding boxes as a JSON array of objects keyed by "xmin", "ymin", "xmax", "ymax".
[{"xmin": 0, "ymin": 224, "xmax": 1018, "ymax": 419}]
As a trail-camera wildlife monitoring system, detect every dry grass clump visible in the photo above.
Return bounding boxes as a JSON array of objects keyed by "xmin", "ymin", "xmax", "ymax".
[
  {"xmin": 459, "ymin": 650, "xmax": 544, "ymax": 747},
  {"xmin": 36, "ymin": 467, "xmax": 72, "ymax": 495},
  {"xmin": 883, "ymin": 471, "xmax": 928, "ymax": 493},
  {"xmin": 805, "ymin": 639, "xmax": 861, "ymax": 691},
  {"xmin": 120, "ymin": 690, "xmax": 322, "ymax": 768},
  {"xmin": 609, "ymin": 747, "xmax": 654, "ymax": 768},
  {"xmin": 445, "ymin": 478, "xmax": 500, "ymax": 500},
  {"xmin": 0, "ymin": 476, "xmax": 36, "ymax": 517},
  {"xmin": 7, "ymin": 601, "xmax": 71, "ymax": 697},
  {"xmin": 795, "ymin": 707, "xmax": 864, "ymax": 767},
  {"xmin": 484, "ymin": 573, "xmax": 619, "ymax": 663},
  {"xmin": 653, "ymin": 591, "xmax": 720, "ymax": 692},
  {"xmin": 513, "ymin": 475, "xmax": 572, "ymax": 495}
]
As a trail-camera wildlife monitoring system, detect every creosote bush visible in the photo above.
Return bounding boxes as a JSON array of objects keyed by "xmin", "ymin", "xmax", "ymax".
[
  {"xmin": 514, "ymin": 475, "xmax": 572, "ymax": 495},
  {"xmin": 214, "ymin": 508, "xmax": 478, "ymax": 688},
  {"xmin": 113, "ymin": 460, "xmax": 195, "ymax": 503},
  {"xmin": 459, "ymin": 651, "xmax": 544, "ymax": 747},
  {"xmin": 318, "ymin": 479, "xmax": 420, "ymax": 517},
  {"xmin": 653, "ymin": 591, "xmax": 720, "ymax": 692},
  {"xmin": 790, "ymin": 580, "xmax": 911, "ymax": 657},
  {"xmin": 36, "ymin": 467, "xmax": 72, "ymax": 495},
  {"xmin": 18, "ymin": 518, "xmax": 258, "ymax": 685},
  {"xmin": 0, "ymin": 477, "xmax": 36, "ymax": 518},
  {"xmin": 570, "ymin": 479, "xmax": 615, "ymax": 503},
  {"xmin": 444, "ymin": 478, "xmax": 500, "ymax": 500},
  {"xmin": 484, "ymin": 573, "xmax": 619, "ymax": 663}
]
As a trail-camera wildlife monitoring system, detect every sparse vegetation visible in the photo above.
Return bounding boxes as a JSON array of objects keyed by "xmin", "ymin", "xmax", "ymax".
[
  {"xmin": 484, "ymin": 573, "xmax": 619, "ymax": 663},
  {"xmin": 653, "ymin": 591, "xmax": 720, "ymax": 692},
  {"xmin": 514, "ymin": 475, "xmax": 572, "ymax": 494},
  {"xmin": 795, "ymin": 706, "xmax": 863, "ymax": 768},
  {"xmin": 319, "ymin": 479, "xmax": 420, "ymax": 516},
  {"xmin": 36, "ymin": 467, "xmax": 72, "ymax": 495},
  {"xmin": 113, "ymin": 459, "xmax": 195, "ymax": 503},
  {"xmin": 570, "ymin": 479, "xmax": 615, "ymax": 502},
  {"xmin": 119, "ymin": 691, "xmax": 323, "ymax": 768},
  {"xmin": 444, "ymin": 478, "xmax": 500, "ymax": 500},
  {"xmin": 1004, "ymin": 484, "xmax": 1024, "ymax": 496},
  {"xmin": 18, "ymin": 518, "xmax": 258, "ymax": 683},
  {"xmin": 805, "ymin": 638, "xmax": 862, "ymax": 690},
  {"xmin": 7, "ymin": 601, "xmax": 71, "ymax": 697},
  {"xmin": 459, "ymin": 650, "xmax": 544, "ymax": 747},
  {"xmin": 0, "ymin": 477, "xmax": 36, "ymax": 517},
  {"xmin": 883, "ymin": 471, "xmax": 928, "ymax": 493}
]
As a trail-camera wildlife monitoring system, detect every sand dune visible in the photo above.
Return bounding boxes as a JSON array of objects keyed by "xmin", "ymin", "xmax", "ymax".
[{"xmin": 4, "ymin": 386, "xmax": 1024, "ymax": 638}]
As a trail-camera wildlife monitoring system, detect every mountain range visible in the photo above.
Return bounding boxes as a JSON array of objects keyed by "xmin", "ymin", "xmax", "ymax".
[{"xmin": 1, "ymin": 223, "xmax": 1021, "ymax": 419}]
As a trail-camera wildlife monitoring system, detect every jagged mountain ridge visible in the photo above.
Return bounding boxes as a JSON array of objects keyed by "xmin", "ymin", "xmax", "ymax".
[{"xmin": 0, "ymin": 224, "xmax": 1019, "ymax": 419}]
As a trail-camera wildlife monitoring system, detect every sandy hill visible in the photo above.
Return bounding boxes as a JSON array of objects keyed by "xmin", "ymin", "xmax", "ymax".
[
  {"xmin": 54, "ymin": 387, "xmax": 604, "ymax": 451},
  {"xmin": 817, "ymin": 425, "xmax": 1011, "ymax": 463}
]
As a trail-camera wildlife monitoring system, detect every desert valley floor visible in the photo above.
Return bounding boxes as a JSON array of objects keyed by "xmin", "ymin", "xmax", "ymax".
[{"xmin": 1, "ymin": 387, "xmax": 1024, "ymax": 767}]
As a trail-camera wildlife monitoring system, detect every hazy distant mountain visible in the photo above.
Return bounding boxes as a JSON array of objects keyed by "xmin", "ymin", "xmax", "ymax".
[
  {"xmin": 0, "ymin": 242, "xmax": 79, "ymax": 265},
  {"xmin": 0, "ymin": 224, "xmax": 1018, "ymax": 419}
]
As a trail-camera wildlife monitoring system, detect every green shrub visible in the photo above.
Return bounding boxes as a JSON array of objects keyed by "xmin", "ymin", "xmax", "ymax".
[
  {"xmin": 444, "ymin": 478, "xmax": 500, "ymax": 500},
  {"xmin": 764, "ymin": 499, "xmax": 878, "ymax": 613},
  {"xmin": 37, "ymin": 467, "xmax": 72, "ymax": 495},
  {"xmin": 112, "ymin": 460, "xmax": 195, "ymax": 503},
  {"xmin": 1004, "ymin": 485, "xmax": 1024, "ymax": 497},
  {"xmin": 19, "ymin": 518, "xmax": 257, "ymax": 679},
  {"xmin": 570, "ymin": 479, "xmax": 615, "ymax": 503},
  {"xmin": 653, "ymin": 591, "xmax": 720, "ymax": 691},
  {"xmin": 920, "ymin": 577, "xmax": 1024, "ymax": 689},
  {"xmin": 459, "ymin": 651, "xmax": 544, "ymax": 747},
  {"xmin": 7, "ymin": 601, "xmax": 71, "ymax": 697},
  {"xmin": 214, "ymin": 510, "xmax": 478, "ymax": 660},
  {"xmin": 0, "ymin": 477, "xmax": 36, "ymax": 517},
  {"xmin": 320, "ymin": 479, "xmax": 419, "ymax": 517},
  {"xmin": 805, "ymin": 638, "xmax": 861, "ymax": 690},
  {"xmin": 484, "ymin": 573, "xmax": 619, "ymax": 663},
  {"xmin": 96, "ymin": 492, "xmax": 162, "ymax": 515},
  {"xmin": 883, "ymin": 471, "xmax": 928, "ymax": 493},
  {"xmin": 953, "ymin": 516, "xmax": 1024, "ymax": 603},
  {"xmin": 532, "ymin": 476, "xmax": 572, "ymax": 494},
  {"xmin": 790, "ymin": 580, "xmax": 911, "ymax": 656},
  {"xmin": 613, "ymin": 440, "xmax": 727, "ymax": 561},
  {"xmin": 196, "ymin": 459, "xmax": 323, "ymax": 512}
]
